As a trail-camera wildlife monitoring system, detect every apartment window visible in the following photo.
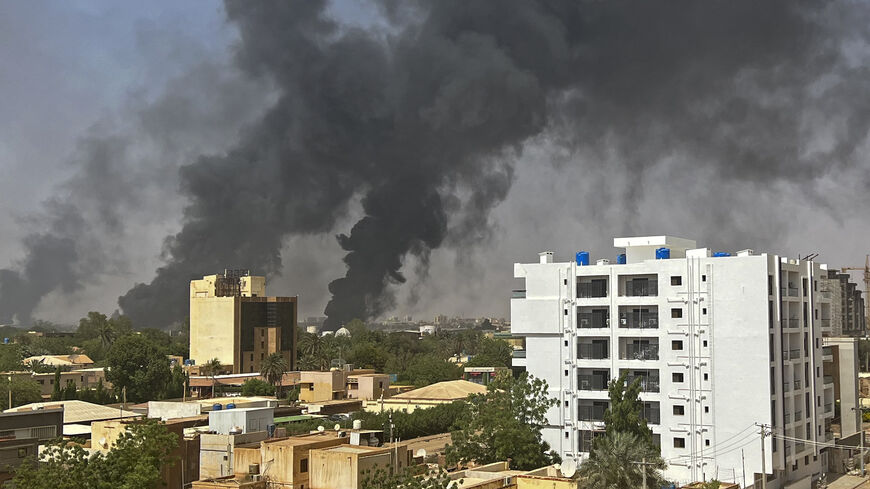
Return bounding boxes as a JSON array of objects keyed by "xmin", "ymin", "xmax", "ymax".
[
  {"xmin": 703, "ymin": 373, "xmax": 708, "ymax": 381},
  {"xmin": 674, "ymin": 437, "xmax": 686, "ymax": 448},
  {"xmin": 671, "ymin": 276, "xmax": 682, "ymax": 286},
  {"xmin": 564, "ymin": 309, "xmax": 568, "ymax": 316},
  {"xmin": 261, "ymin": 341, "xmax": 265, "ymax": 349},
  {"xmin": 672, "ymin": 340, "xmax": 683, "ymax": 351},
  {"xmin": 565, "ymin": 370, "xmax": 569, "ymax": 377},
  {"xmin": 250, "ymin": 354, "xmax": 254, "ymax": 362},
  {"xmin": 261, "ymin": 353, "xmax": 264, "ymax": 360},
  {"xmin": 702, "ymin": 307, "xmax": 707, "ymax": 315},
  {"xmin": 815, "ymin": 309, "xmax": 819, "ymax": 319},
  {"xmin": 564, "ymin": 400, "xmax": 569, "ymax": 407},
  {"xmin": 702, "ymin": 274, "xmax": 707, "ymax": 282},
  {"xmin": 300, "ymin": 458, "xmax": 309, "ymax": 473},
  {"xmin": 768, "ymin": 275, "xmax": 774, "ymax": 295},
  {"xmin": 705, "ymin": 440, "xmax": 710, "ymax": 446},
  {"xmin": 672, "ymin": 372, "xmax": 684, "ymax": 383},
  {"xmin": 563, "ymin": 279, "xmax": 568, "ymax": 285},
  {"xmin": 565, "ymin": 432, "xmax": 569, "ymax": 439},
  {"xmin": 704, "ymin": 406, "xmax": 709, "ymax": 413},
  {"xmin": 673, "ymin": 405, "xmax": 685, "ymax": 415},
  {"xmin": 671, "ymin": 308, "xmax": 683, "ymax": 319},
  {"xmin": 803, "ymin": 278, "xmax": 808, "ymax": 297},
  {"xmin": 703, "ymin": 340, "xmax": 708, "ymax": 347},
  {"xmin": 261, "ymin": 329, "xmax": 265, "ymax": 337},
  {"xmin": 564, "ymin": 340, "xmax": 569, "ymax": 347},
  {"xmin": 804, "ymin": 455, "xmax": 809, "ymax": 465}
]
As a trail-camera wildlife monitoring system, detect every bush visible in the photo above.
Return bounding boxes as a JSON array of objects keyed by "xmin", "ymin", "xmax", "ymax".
[{"xmin": 241, "ymin": 378, "xmax": 275, "ymax": 397}]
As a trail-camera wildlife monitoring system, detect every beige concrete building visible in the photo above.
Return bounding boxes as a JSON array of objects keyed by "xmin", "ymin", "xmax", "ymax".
[
  {"xmin": 346, "ymin": 372, "xmax": 390, "ymax": 400},
  {"xmin": 309, "ymin": 443, "xmax": 412, "ymax": 489},
  {"xmin": 298, "ymin": 369, "xmax": 390, "ymax": 403},
  {"xmin": 5, "ymin": 367, "xmax": 110, "ymax": 399},
  {"xmin": 190, "ymin": 270, "xmax": 297, "ymax": 374},
  {"xmin": 364, "ymin": 379, "xmax": 485, "ymax": 413}
]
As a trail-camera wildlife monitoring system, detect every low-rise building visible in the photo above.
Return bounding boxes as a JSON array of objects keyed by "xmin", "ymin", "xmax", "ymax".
[
  {"xmin": 308, "ymin": 443, "xmax": 412, "ymax": 489},
  {"xmin": 23, "ymin": 354, "xmax": 94, "ymax": 369},
  {"xmin": 364, "ymin": 380, "xmax": 485, "ymax": 413},
  {"xmin": 148, "ymin": 397, "xmax": 278, "ymax": 421},
  {"xmin": 346, "ymin": 373, "xmax": 390, "ymax": 400},
  {"xmin": 208, "ymin": 407, "xmax": 275, "ymax": 435},
  {"xmin": 200, "ymin": 431, "xmax": 271, "ymax": 479},
  {"xmin": 299, "ymin": 369, "xmax": 389, "ymax": 403},
  {"xmin": 463, "ymin": 367, "xmax": 508, "ymax": 386},
  {"xmin": 5, "ymin": 400, "xmax": 138, "ymax": 436}
]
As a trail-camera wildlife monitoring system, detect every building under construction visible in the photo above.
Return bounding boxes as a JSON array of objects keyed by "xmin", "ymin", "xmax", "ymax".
[{"xmin": 189, "ymin": 270, "xmax": 297, "ymax": 374}]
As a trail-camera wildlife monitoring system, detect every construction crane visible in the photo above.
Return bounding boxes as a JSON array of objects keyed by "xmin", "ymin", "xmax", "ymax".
[{"xmin": 840, "ymin": 254, "xmax": 870, "ymax": 327}]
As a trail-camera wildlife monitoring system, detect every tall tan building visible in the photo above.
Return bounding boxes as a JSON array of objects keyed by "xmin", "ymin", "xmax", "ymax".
[{"xmin": 190, "ymin": 270, "xmax": 296, "ymax": 374}]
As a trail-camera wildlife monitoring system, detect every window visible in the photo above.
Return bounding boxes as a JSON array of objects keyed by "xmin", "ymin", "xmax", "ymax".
[
  {"xmin": 564, "ymin": 340, "xmax": 568, "ymax": 347},
  {"xmin": 564, "ymin": 400, "xmax": 569, "ymax": 407},
  {"xmin": 672, "ymin": 372, "xmax": 684, "ymax": 383},
  {"xmin": 671, "ymin": 308, "xmax": 683, "ymax": 319},
  {"xmin": 563, "ymin": 279, "xmax": 567, "ymax": 285},
  {"xmin": 261, "ymin": 329, "xmax": 264, "ymax": 337},
  {"xmin": 702, "ymin": 307, "xmax": 707, "ymax": 315},
  {"xmin": 671, "ymin": 276, "xmax": 682, "ymax": 286},
  {"xmin": 703, "ymin": 373, "xmax": 708, "ymax": 381},
  {"xmin": 702, "ymin": 274, "xmax": 707, "ymax": 282},
  {"xmin": 250, "ymin": 354, "xmax": 254, "ymax": 361},
  {"xmin": 300, "ymin": 458, "xmax": 309, "ymax": 473},
  {"xmin": 702, "ymin": 340, "xmax": 708, "ymax": 347},
  {"xmin": 673, "ymin": 405, "xmax": 685, "ymax": 415},
  {"xmin": 564, "ymin": 309, "xmax": 568, "ymax": 316},
  {"xmin": 672, "ymin": 340, "xmax": 683, "ymax": 351},
  {"xmin": 565, "ymin": 432, "xmax": 569, "ymax": 439},
  {"xmin": 705, "ymin": 440, "xmax": 710, "ymax": 446},
  {"xmin": 565, "ymin": 370, "xmax": 569, "ymax": 377},
  {"xmin": 704, "ymin": 406, "xmax": 709, "ymax": 413},
  {"xmin": 674, "ymin": 437, "xmax": 686, "ymax": 448},
  {"xmin": 768, "ymin": 275, "xmax": 774, "ymax": 295}
]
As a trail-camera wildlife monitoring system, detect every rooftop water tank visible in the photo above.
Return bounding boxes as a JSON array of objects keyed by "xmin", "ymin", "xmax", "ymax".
[
  {"xmin": 655, "ymin": 247, "xmax": 670, "ymax": 260},
  {"xmin": 713, "ymin": 252, "xmax": 731, "ymax": 257},
  {"xmin": 212, "ymin": 404, "xmax": 222, "ymax": 411},
  {"xmin": 616, "ymin": 254, "xmax": 626, "ymax": 264},
  {"xmin": 226, "ymin": 403, "xmax": 236, "ymax": 410},
  {"xmin": 576, "ymin": 251, "xmax": 590, "ymax": 266}
]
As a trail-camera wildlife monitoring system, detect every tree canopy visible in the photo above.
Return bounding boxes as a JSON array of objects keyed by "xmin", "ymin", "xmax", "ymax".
[
  {"xmin": 105, "ymin": 334, "xmax": 171, "ymax": 403},
  {"xmin": 603, "ymin": 371, "xmax": 654, "ymax": 446},
  {"xmin": 446, "ymin": 371, "xmax": 559, "ymax": 470},
  {"xmin": 577, "ymin": 431, "xmax": 667, "ymax": 489}
]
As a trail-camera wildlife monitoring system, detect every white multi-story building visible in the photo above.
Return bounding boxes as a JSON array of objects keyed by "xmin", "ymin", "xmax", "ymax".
[{"xmin": 511, "ymin": 236, "xmax": 836, "ymax": 488}]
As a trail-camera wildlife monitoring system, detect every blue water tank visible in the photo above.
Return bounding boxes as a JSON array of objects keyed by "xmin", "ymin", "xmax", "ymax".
[
  {"xmin": 713, "ymin": 252, "xmax": 731, "ymax": 257},
  {"xmin": 616, "ymin": 254, "xmax": 626, "ymax": 264},
  {"xmin": 226, "ymin": 403, "xmax": 236, "ymax": 410},
  {"xmin": 655, "ymin": 247, "xmax": 670, "ymax": 260},
  {"xmin": 576, "ymin": 251, "xmax": 590, "ymax": 266},
  {"xmin": 212, "ymin": 404, "xmax": 222, "ymax": 411},
  {"xmin": 2, "ymin": 338, "xmax": 7, "ymax": 345}
]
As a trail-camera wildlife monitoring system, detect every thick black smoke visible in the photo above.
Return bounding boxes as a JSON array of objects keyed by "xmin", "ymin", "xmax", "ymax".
[{"xmin": 116, "ymin": 0, "xmax": 870, "ymax": 329}]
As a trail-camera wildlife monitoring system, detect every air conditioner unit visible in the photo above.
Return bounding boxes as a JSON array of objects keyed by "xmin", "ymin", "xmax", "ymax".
[{"xmin": 580, "ymin": 319, "xmax": 589, "ymax": 327}]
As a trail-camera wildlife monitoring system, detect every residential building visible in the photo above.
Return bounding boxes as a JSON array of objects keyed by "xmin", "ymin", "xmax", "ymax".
[
  {"xmin": 192, "ymin": 476, "xmax": 265, "ymax": 489},
  {"xmin": 0, "ymin": 406, "xmax": 63, "ymax": 442},
  {"xmin": 820, "ymin": 270, "xmax": 866, "ymax": 337},
  {"xmin": 208, "ymin": 407, "xmax": 274, "ymax": 435},
  {"xmin": 346, "ymin": 372, "xmax": 390, "ymax": 400},
  {"xmin": 463, "ymin": 367, "xmax": 509, "ymax": 386},
  {"xmin": 200, "ymin": 431, "xmax": 270, "ymax": 479},
  {"xmin": 512, "ymin": 236, "xmax": 834, "ymax": 487},
  {"xmin": 11, "ymin": 367, "xmax": 109, "ymax": 399},
  {"xmin": 298, "ymin": 369, "xmax": 389, "ymax": 403},
  {"xmin": 148, "ymin": 397, "xmax": 278, "ymax": 421},
  {"xmin": 23, "ymin": 354, "xmax": 94, "ymax": 369},
  {"xmin": 364, "ymin": 379, "xmax": 485, "ymax": 413},
  {"xmin": 5, "ymin": 400, "xmax": 138, "ymax": 436},
  {"xmin": 189, "ymin": 270, "xmax": 297, "ymax": 374},
  {"xmin": 308, "ymin": 443, "xmax": 412, "ymax": 489},
  {"xmin": 234, "ymin": 431, "xmax": 349, "ymax": 489}
]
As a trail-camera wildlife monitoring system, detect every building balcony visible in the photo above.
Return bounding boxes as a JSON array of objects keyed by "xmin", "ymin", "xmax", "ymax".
[
  {"xmin": 624, "ymin": 279, "xmax": 658, "ymax": 297},
  {"xmin": 789, "ymin": 349, "xmax": 801, "ymax": 360},
  {"xmin": 642, "ymin": 402, "xmax": 660, "ymax": 425},
  {"xmin": 793, "ymin": 379, "xmax": 802, "ymax": 389},
  {"xmin": 578, "ymin": 373, "xmax": 610, "ymax": 391},
  {"xmin": 577, "ymin": 342, "xmax": 609, "ymax": 360},
  {"xmin": 511, "ymin": 289, "xmax": 526, "ymax": 299},
  {"xmin": 783, "ymin": 381, "xmax": 791, "ymax": 392},
  {"xmin": 578, "ymin": 403, "xmax": 608, "ymax": 422},
  {"xmin": 618, "ymin": 312, "xmax": 659, "ymax": 329},
  {"xmin": 781, "ymin": 319, "xmax": 799, "ymax": 329},
  {"xmin": 620, "ymin": 344, "xmax": 659, "ymax": 361},
  {"xmin": 824, "ymin": 375, "xmax": 834, "ymax": 385},
  {"xmin": 578, "ymin": 310, "xmax": 609, "ymax": 329},
  {"xmin": 577, "ymin": 279, "xmax": 608, "ymax": 299},
  {"xmin": 825, "ymin": 402, "xmax": 833, "ymax": 413},
  {"xmin": 795, "ymin": 411, "xmax": 802, "ymax": 421}
]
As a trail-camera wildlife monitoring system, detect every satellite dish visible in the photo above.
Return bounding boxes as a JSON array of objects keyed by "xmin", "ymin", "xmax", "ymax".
[
  {"xmin": 560, "ymin": 459, "xmax": 577, "ymax": 478},
  {"xmin": 334, "ymin": 424, "xmax": 341, "ymax": 431},
  {"xmin": 416, "ymin": 448, "xmax": 427, "ymax": 458},
  {"xmin": 317, "ymin": 425, "xmax": 325, "ymax": 432}
]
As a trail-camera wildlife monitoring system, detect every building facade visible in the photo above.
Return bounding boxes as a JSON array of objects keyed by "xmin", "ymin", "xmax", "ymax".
[
  {"xmin": 512, "ymin": 236, "xmax": 835, "ymax": 488},
  {"xmin": 190, "ymin": 270, "xmax": 297, "ymax": 374},
  {"xmin": 820, "ymin": 270, "xmax": 866, "ymax": 337}
]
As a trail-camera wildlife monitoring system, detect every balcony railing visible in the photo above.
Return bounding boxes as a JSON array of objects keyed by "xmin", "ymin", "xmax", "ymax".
[
  {"xmin": 794, "ymin": 411, "xmax": 802, "ymax": 421},
  {"xmin": 793, "ymin": 379, "xmax": 802, "ymax": 389},
  {"xmin": 578, "ymin": 405, "xmax": 607, "ymax": 422},
  {"xmin": 578, "ymin": 374, "xmax": 610, "ymax": 391},
  {"xmin": 795, "ymin": 442, "xmax": 805, "ymax": 453},
  {"xmin": 642, "ymin": 406, "xmax": 661, "ymax": 425},
  {"xmin": 788, "ymin": 285, "xmax": 799, "ymax": 296},
  {"xmin": 578, "ymin": 344, "xmax": 609, "ymax": 360},
  {"xmin": 624, "ymin": 280, "xmax": 658, "ymax": 297},
  {"xmin": 790, "ymin": 349, "xmax": 801, "ymax": 360},
  {"xmin": 783, "ymin": 381, "xmax": 791, "ymax": 392},
  {"xmin": 577, "ymin": 281, "xmax": 608, "ymax": 299},
  {"xmin": 784, "ymin": 413, "xmax": 791, "ymax": 424},
  {"xmin": 511, "ymin": 289, "xmax": 526, "ymax": 299},
  {"xmin": 620, "ymin": 344, "xmax": 659, "ymax": 361},
  {"xmin": 618, "ymin": 313, "xmax": 659, "ymax": 329},
  {"xmin": 820, "ymin": 290, "xmax": 832, "ymax": 299},
  {"xmin": 822, "ymin": 346, "xmax": 832, "ymax": 356},
  {"xmin": 781, "ymin": 319, "xmax": 799, "ymax": 329},
  {"xmin": 825, "ymin": 403, "xmax": 833, "ymax": 413},
  {"xmin": 627, "ymin": 376, "xmax": 661, "ymax": 393},
  {"xmin": 577, "ymin": 312, "xmax": 609, "ymax": 329}
]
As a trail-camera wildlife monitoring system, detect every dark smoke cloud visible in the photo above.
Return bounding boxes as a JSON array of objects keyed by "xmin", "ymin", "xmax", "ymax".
[{"xmin": 116, "ymin": 0, "xmax": 870, "ymax": 329}]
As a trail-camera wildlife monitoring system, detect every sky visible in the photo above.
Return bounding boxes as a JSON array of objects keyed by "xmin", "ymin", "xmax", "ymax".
[{"xmin": 2, "ymin": 1, "xmax": 870, "ymax": 327}]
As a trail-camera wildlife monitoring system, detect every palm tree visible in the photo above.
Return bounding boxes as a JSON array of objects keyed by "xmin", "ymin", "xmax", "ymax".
[
  {"xmin": 201, "ymin": 358, "xmax": 222, "ymax": 398},
  {"xmin": 577, "ymin": 432, "xmax": 667, "ymax": 489},
  {"xmin": 260, "ymin": 353, "xmax": 288, "ymax": 397}
]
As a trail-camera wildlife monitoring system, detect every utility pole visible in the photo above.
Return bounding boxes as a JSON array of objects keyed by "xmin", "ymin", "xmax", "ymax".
[
  {"xmin": 756, "ymin": 423, "xmax": 768, "ymax": 489},
  {"xmin": 861, "ymin": 426, "xmax": 865, "ymax": 478},
  {"xmin": 633, "ymin": 457, "xmax": 658, "ymax": 488},
  {"xmin": 741, "ymin": 449, "xmax": 746, "ymax": 489}
]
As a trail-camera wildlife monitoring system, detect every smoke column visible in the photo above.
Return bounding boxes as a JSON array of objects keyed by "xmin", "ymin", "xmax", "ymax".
[{"xmin": 3, "ymin": 1, "xmax": 870, "ymax": 329}]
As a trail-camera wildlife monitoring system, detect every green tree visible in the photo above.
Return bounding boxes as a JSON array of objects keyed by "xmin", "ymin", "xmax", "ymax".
[
  {"xmin": 603, "ymin": 372, "xmax": 653, "ymax": 446},
  {"xmin": 164, "ymin": 366, "xmax": 188, "ymax": 399},
  {"xmin": 201, "ymin": 358, "xmax": 222, "ymax": 398},
  {"xmin": 261, "ymin": 352, "xmax": 288, "ymax": 396},
  {"xmin": 0, "ymin": 344, "xmax": 23, "ymax": 371},
  {"xmin": 446, "ymin": 372, "xmax": 559, "ymax": 470},
  {"xmin": 464, "ymin": 337, "xmax": 512, "ymax": 368},
  {"xmin": 105, "ymin": 335, "xmax": 171, "ymax": 403},
  {"xmin": 13, "ymin": 419, "xmax": 178, "ymax": 489},
  {"xmin": 577, "ymin": 432, "xmax": 667, "ymax": 489},
  {"xmin": 61, "ymin": 379, "xmax": 78, "ymax": 401},
  {"xmin": 241, "ymin": 378, "xmax": 275, "ymax": 396},
  {"xmin": 362, "ymin": 466, "xmax": 454, "ymax": 489},
  {"xmin": 403, "ymin": 354, "xmax": 461, "ymax": 387},
  {"xmin": 0, "ymin": 377, "xmax": 43, "ymax": 410},
  {"xmin": 51, "ymin": 368, "xmax": 62, "ymax": 401}
]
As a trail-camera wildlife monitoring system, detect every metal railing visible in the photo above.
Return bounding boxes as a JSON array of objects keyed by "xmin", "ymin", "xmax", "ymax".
[
  {"xmin": 790, "ymin": 349, "xmax": 801, "ymax": 359},
  {"xmin": 793, "ymin": 379, "xmax": 802, "ymax": 389},
  {"xmin": 632, "ymin": 377, "xmax": 661, "ymax": 393},
  {"xmin": 578, "ymin": 343, "xmax": 609, "ymax": 360},
  {"xmin": 578, "ymin": 374, "xmax": 610, "ymax": 391},
  {"xmin": 618, "ymin": 312, "xmax": 659, "ymax": 329},
  {"xmin": 788, "ymin": 286, "xmax": 799, "ymax": 297},
  {"xmin": 781, "ymin": 319, "xmax": 799, "ymax": 329},
  {"xmin": 642, "ymin": 405, "xmax": 661, "ymax": 425},
  {"xmin": 577, "ymin": 281, "xmax": 608, "ymax": 299},
  {"xmin": 578, "ymin": 405, "xmax": 607, "ymax": 422},
  {"xmin": 620, "ymin": 344, "xmax": 659, "ymax": 361},
  {"xmin": 794, "ymin": 411, "xmax": 802, "ymax": 421},
  {"xmin": 624, "ymin": 280, "xmax": 658, "ymax": 297},
  {"xmin": 577, "ymin": 312, "xmax": 609, "ymax": 329}
]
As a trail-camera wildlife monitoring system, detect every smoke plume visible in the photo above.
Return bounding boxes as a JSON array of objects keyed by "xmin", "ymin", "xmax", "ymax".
[{"xmin": 4, "ymin": 1, "xmax": 870, "ymax": 329}]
